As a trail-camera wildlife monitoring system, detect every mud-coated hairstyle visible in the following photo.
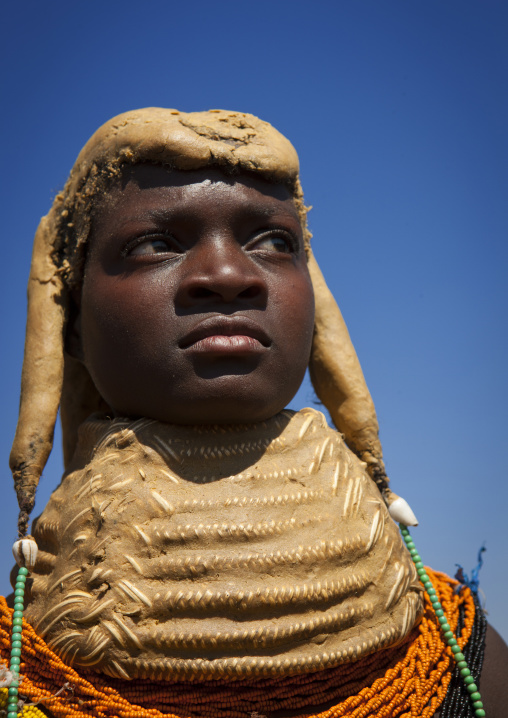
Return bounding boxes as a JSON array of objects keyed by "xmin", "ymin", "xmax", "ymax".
[{"xmin": 10, "ymin": 107, "xmax": 389, "ymax": 537}]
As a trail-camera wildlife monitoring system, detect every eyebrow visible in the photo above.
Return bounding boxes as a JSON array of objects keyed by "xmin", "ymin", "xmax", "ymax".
[{"xmin": 115, "ymin": 203, "xmax": 300, "ymax": 228}]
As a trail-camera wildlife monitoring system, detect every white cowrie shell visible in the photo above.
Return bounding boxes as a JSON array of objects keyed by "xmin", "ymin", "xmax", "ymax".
[
  {"xmin": 388, "ymin": 497, "xmax": 419, "ymax": 527},
  {"xmin": 0, "ymin": 664, "xmax": 15, "ymax": 688},
  {"xmin": 12, "ymin": 537, "xmax": 38, "ymax": 570}
]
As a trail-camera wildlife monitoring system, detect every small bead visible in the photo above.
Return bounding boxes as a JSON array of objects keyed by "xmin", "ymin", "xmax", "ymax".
[
  {"xmin": 11, "ymin": 624, "xmax": 22, "ymax": 633},
  {"xmin": 10, "ymin": 648, "xmax": 21, "ymax": 658},
  {"xmin": 8, "ymin": 711, "xmax": 19, "ymax": 718},
  {"xmin": 443, "ymin": 630, "xmax": 454, "ymax": 640},
  {"xmin": 473, "ymin": 701, "xmax": 483, "ymax": 709},
  {"xmin": 17, "ymin": 567, "xmax": 29, "ymax": 576},
  {"xmin": 460, "ymin": 667, "xmax": 471, "ymax": 677},
  {"xmin": 12, "ymin": 611, "xmax": 23, "ymax": 620},
  {"xmin": 446, "ymin": 637, "xmax": 457, "ymax": 646},
  {"xmin": 434, "ymin": 608, "xmax": 444, "ymax": 617},
  {"xmin": 13, "ymin": 589, "xmax": 24, "ymax": 598},
  {"xmin": 466, "ymin": 681, "xmax": 478, "ymax": 692},
  {"xmin": 454, "ymin": 652, "xmax": 465, "ymax": 662},
  {"xmin": 438, "ymin": 616, "xmax": 448, "ymax": 624},
  {"xmin": 450, "ymin": 645, "xmax": 461, "ymax": 654},
  {"xmin": 440, "ymin": 622, "xmax": 451, "ymax": 632},
  {"xmin": 470, "ymin": 692, "xmax": 481, "ymax": 701},
  {"xmin": 13, "ymin": 603, "xmax": 24, "ymax": 611},
  {"xmin": 414, "ymin": 561, "xmax": 424, "ymax": 569},
  {"xmin": 417, "ymin": 568, "xmax": 427, "ymax": 576},
  {"xmin": 11, "ymin": 641, "xmax": 21, "ymax": 649},
  {"xmin": 7, "ymin": 687, "xmax": 17, "ymax": 696},
  {"xmin": 475, "ymin": 710, "xmax": 486, "ymax": 717}
]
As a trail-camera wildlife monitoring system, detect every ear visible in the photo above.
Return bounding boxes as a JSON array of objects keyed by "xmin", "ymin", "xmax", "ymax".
[
  {"xmin": 61, "ymin": 287, "xmax": 114, "ymax": 467},
  {"xmin": 64, "ymin": 289, "xmax": 84, "ymax": 361}
]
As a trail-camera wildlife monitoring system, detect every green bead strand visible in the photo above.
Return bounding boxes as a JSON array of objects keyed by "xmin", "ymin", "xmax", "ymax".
[
  {"xmin": 8, "ymin": 566, "xmax": 29, "ymax": 718},
  {"xmin": 399, "ymin": 524, "xmax": 487, "ymax": 718}
]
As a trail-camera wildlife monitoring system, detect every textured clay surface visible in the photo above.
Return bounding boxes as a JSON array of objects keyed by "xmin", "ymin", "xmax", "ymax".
[{"xmin": 26, "ymin": 409, "xmax": 423, "ymax": 681}]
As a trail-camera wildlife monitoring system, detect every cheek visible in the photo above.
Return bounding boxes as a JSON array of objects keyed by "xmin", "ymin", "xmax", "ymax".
[
  {"xmin": 273, "ymin": 271, "xmax": 315, "ymax": 357},
  {"xmin": 80, "ymin": 275, "xmax": 170, "ymax": 369},
  {"xmin": 284, "ymin": 272, "xmax": 315, "ymax": 330}
]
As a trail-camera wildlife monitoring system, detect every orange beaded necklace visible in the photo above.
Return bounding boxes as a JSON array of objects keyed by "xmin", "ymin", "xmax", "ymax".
[{"xmin": 0, "ymin": 568, "xmax": 475, "ymax": 718}]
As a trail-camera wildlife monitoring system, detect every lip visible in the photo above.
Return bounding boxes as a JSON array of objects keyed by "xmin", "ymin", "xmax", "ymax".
[{"xmin": 179, "ymin": 316, "xmax": 271, "ymax": 353}]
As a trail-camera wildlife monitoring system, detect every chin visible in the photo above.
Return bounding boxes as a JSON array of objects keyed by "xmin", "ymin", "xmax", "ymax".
[
  {"xmin": 106, "ymin": 370, "xmax": 305, "ymax": 427},
  {"xmin": 159, "ymin": 397, "xmax": 290, "ymax": 427},
  {"xmin": 132, "ymin": 386, "xmax": 297, "ymax": 426}
]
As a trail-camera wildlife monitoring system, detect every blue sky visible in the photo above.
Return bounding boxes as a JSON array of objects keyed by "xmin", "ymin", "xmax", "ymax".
[{"xmin": 1, "ymin": 0, "xmax": 507, "ymax": 640}]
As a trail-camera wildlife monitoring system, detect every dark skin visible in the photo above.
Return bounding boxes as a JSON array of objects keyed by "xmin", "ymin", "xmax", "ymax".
[
  {"xmin": 70, "ymin": 166, "xmax": 315, "ymax": 425},
  {"xmin": 67, "ymin": 165, "xmax": 508, "ymax": 717}
]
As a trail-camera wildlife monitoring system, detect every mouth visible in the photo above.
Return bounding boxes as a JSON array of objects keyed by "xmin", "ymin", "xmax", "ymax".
[{"xmin": 179, "ymin": 316, "xmax": 271, "ymax": 354}]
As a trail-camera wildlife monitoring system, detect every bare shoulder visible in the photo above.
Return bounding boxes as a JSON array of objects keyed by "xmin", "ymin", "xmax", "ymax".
[
  {"xmin": 479, "ymin": 623, "xmax": 508, "ymax": 717},
  {"xmin": 433, "ymin": 624, "xmax": 508, "ymax": 718}
]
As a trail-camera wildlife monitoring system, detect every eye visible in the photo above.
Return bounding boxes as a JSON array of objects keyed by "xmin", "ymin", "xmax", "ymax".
[
  {"xmin": 250, "ymin": 231, "xmax": 295, "ymax": 254},
  {"xmin": 125, "ymin": 234, "xmax": 182, "ymax": 257}
]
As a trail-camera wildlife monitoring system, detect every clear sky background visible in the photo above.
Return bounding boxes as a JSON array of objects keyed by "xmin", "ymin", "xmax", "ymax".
[{"xmin": 1, "ymin": 1, "xmax": 507, "ymax": 641}]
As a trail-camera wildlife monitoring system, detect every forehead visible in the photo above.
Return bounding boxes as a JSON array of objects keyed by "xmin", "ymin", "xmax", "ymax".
[{"xmin": 94, "ymin": 165, "xmax": 300, "ymax": 225}]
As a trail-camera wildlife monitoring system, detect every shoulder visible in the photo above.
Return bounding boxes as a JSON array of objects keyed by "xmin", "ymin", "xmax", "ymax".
[
  {"xmin": 479, "ymin": 623, "xmax": 508, "ymax": 718},
  {"xmin": 433, "ymin": 623, "xmax": 508, "ymax": 718}
]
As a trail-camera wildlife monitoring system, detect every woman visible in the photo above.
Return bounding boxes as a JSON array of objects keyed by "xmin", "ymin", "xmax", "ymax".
[{"xmin": 4, "ymin": 108, "xmax": 506, "ymax": 718}]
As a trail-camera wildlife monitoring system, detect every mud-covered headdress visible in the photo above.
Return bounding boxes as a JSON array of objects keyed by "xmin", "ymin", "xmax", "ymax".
[{"xmin": 10, "ymin": 107, "xmax": 406, "ymax": 538}]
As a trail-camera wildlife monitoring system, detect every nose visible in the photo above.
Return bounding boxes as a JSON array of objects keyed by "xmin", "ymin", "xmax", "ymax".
[{"xmin": 176, "ymin": 239, "xmax": 267, "ymax": 308}]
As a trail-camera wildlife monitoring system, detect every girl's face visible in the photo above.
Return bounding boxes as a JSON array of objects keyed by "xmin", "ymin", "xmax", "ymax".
[{"xmin": 73, "ymin": 165, "xmax": 315, "ymax": 425}]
